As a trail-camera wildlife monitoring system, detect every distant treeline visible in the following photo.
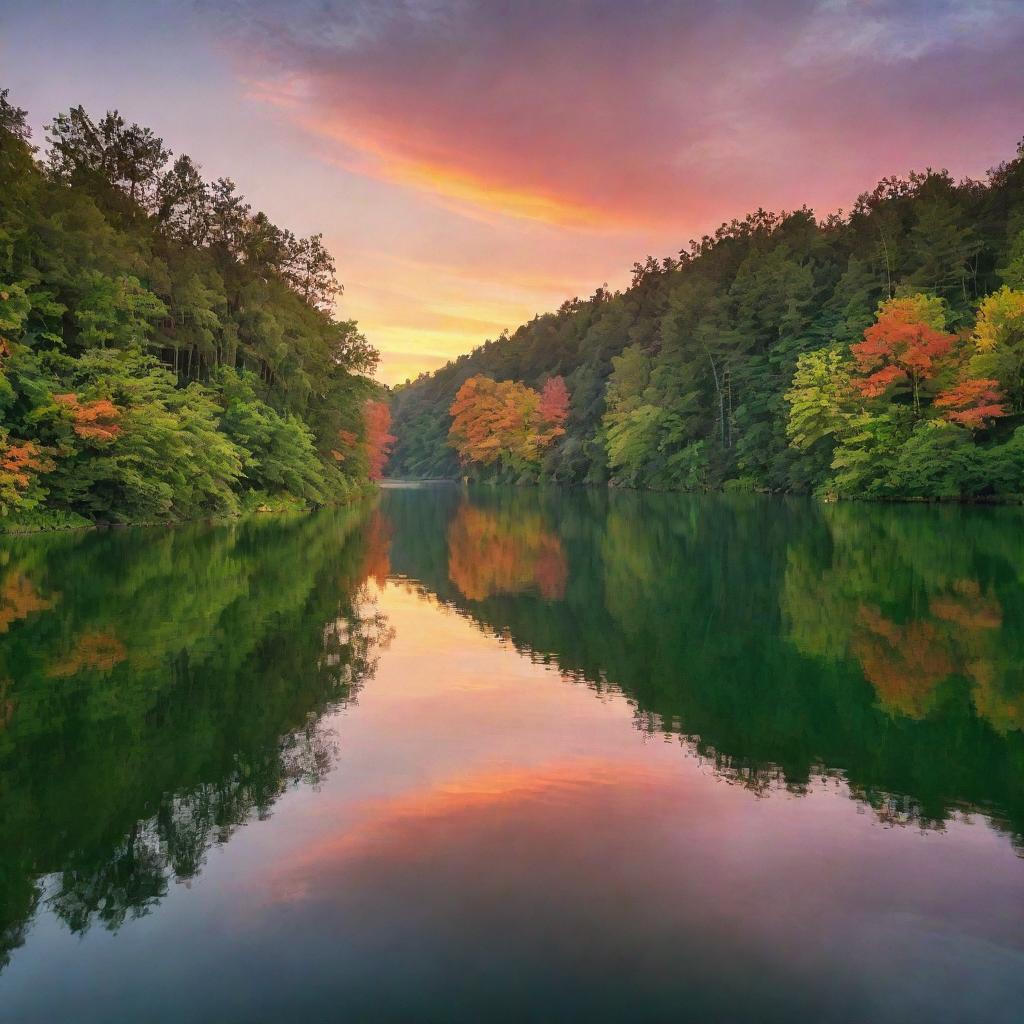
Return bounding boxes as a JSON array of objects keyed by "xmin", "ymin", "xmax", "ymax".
[
  {"xmin": 389, "ymin": 139, "xmax": 1024, "ymax": 500},
  {"xmin": 0, "ymin": 89, "xmax": 389, "ymax": 529}
]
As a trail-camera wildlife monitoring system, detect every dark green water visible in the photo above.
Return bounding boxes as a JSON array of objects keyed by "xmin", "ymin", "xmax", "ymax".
[{"xmin": 1, "ymin": 487, "xmax": 1023, "ymax": 1022}]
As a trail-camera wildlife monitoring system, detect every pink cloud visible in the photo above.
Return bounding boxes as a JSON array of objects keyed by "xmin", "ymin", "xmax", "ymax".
[{"xmin": 215, "ymin": 0, "xmax": 1024, "ymax": 230}]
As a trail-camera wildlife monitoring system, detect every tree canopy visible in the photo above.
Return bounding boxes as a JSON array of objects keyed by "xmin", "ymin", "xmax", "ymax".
[
  {"xmin": 390, "ymin": 142, "xmax": 1024, "ymax": 500},
  {"xmin": 0, "ymin": 88, "xmax": 388, "ymax": 527}
]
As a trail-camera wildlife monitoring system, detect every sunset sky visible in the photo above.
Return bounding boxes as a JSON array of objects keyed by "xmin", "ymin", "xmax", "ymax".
[{"xmin": 3, "ymin": 0, "xmax": 1023, "ymax": 383}]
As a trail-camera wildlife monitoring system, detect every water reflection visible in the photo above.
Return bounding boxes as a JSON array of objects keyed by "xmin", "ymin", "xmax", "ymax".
[
  {"xmin": 2, "ymin": 486, "xmax": 1024, "ymax": 1021},
  {"xmin": 386, "ymin": 486, "xmax": 1024, "ymax": 843},
  {"xmin": 448, "ymin": 501, "xmax": 567, "ymax": 600},
  {"xmin": 0, "ymin": 507, "xmax": 391, "ymax": 969}
]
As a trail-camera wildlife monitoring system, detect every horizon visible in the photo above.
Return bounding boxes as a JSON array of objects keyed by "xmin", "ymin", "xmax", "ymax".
[{"xmin": 3, "ymin": 0, "xmax": 1023, "ymax": 384}]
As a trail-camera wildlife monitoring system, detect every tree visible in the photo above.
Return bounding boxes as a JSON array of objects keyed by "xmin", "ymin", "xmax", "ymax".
[
  {"xmin": 785, "ymin": 347, "xmax": 854, "ymax": 450},
  {"xmin": 851, "ymin": 295, "xmax": 958, "ymax": 417},
  {"xmin": 53, "ymin": 393, "xmax": 122, "ymax": 441},
  {"xmin": 969, "ymin": 287, "xmax": 1024, "ymax": 410},
  {"xmin": 907, "ymin": 197, "xmax": 981, "ymax": 303},
  {"xmin": 155, "ymin": 154, "xmax": 209, "ymax": 244},
  {"xmin": 934, "ymin": 378, "xmax": 1007, "ymax": 429},
  {"xmin": 73, "ymin": 272, "xmax": 168, "ymax": 351},
  {"xmin": 282, "ymin": 233, "xmax": 339, "ymax": 310},
  {"xmin": 47, "ymin": 107, "xmax": 170, "ymax": 208},
  {"xmin": 0, "ymin": 89, "xmax": 32, "ymax": 147},
  {"xmin": 1000, "ymin": 229, "xmax": 1024, "ymax": 289},
  {"xmin": 0, "ymin": 89, "xmax": 383, "ymax": 525},
  {"xmin": 0, "ymin": 431, "xmax": 52, "ymax": 515},
  {"xmin": 538, "ymin": 376, "xmax": 570, "ymax": 429},
  {"xmin": 214, "ymin": 367, "xmax": 327, "ymax": 504},
  {"xmin": 364, "ymin": 400, "xmax": 395, "ymax": 481},
  {"xmin": 448, "ymin": 375, "xmax": 562, "ymax": 472}
]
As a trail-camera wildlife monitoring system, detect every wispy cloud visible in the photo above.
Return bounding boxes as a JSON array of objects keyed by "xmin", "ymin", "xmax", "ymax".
[{"xmin": 207, "ymin": 0, "xmax": 1024, "ymax": 231}]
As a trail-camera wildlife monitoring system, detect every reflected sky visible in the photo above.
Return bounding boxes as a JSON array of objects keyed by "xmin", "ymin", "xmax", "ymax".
[{"xmin": 3, "ymin": 563, "xmax": 1024, "ymax": 1022}]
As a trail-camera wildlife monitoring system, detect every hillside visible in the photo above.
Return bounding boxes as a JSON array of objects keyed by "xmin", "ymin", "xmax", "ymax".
[
  {"xmin": 389, "ymin": 142, "xmax": 1024, "ymax": 499},
  {"xmin": 0, "ymin": 89, "xmax": 384, "ymax": 529}
]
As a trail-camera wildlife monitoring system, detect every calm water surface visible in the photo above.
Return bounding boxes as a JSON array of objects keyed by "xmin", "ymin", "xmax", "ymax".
[{"xmin": 2, "ymin": 487, "xmax": 1024, "ymax": 1022}]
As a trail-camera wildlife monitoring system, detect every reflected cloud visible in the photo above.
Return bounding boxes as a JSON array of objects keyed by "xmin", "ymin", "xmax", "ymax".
[{"xmin": 384, "ymin": 486, "xmax": 1024, "ymax": 846}]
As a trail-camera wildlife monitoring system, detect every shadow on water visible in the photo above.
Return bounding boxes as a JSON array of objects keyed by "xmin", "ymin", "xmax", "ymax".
[
  {"xmin": 0, "ymin": 505, "xmax": 393, "ymax": 969},
  {"xmin": 384, "ymin": 485, "xmax": 1024, "ymax": 846}
]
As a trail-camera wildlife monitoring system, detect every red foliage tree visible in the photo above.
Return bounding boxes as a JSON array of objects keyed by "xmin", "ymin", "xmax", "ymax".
[
  {"xmin": 851, "ymin": 303, "xmax": 958, "ymax": 416},
  {"xmin": 364, "ymin": 399, "xmax": 395, "ymax": 481},
  {"xmin": 539, "ymin": 376, "xmax": 570, "ymax": 429},
  {"xmin": 934, "ymin": 378, "xmax": 1008, "ymax": 429}
]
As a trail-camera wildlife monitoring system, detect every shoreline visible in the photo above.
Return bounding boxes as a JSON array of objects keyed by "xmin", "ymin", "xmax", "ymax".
[
  {"xmin": 0, "ymin": 488, "xmax": 378, "ymax": 537},
  {"xmin": 383, "ymin": 477, "xmax": 1024, "ymax": 505}
]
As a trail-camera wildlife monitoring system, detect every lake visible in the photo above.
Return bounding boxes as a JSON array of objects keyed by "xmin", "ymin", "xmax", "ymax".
[{"xmin": 1, "ymin": 486, "xmax": 1023, "ymax": 1022}]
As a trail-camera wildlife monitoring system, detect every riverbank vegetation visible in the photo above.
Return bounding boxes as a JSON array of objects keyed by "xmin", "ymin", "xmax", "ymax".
[
  {"xmin": 0, "ymin": 89, "xmax": 390, "ymax": 530},
  {"xmin": 389, "ymin": 139, "xmax": 1024, "ymax": 500}
]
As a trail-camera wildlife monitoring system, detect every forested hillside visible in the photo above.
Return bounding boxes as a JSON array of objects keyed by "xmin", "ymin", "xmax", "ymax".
[
  {"xmin": 0, "ymin": 89, "xmax": 388, "ymax": 529},
  {"xmin": 390, "ymin": 141, "xmax": 1024, "ymax": 499}
]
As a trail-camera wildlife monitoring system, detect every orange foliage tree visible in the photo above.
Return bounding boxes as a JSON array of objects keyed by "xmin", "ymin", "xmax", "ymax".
[
  {"xmin": 934, "ymin": 378, "xmax": 1007, "ymax": 429},
  {"xmin": 851, "ymin": 297, "xmax": 958, "ymax": 417},
  {"xmin": 0, "ymin": 432, "xmax": 54, "ymax": 514},
  {"xmin": 53, "ymin": 393, "xmax": 122, "ymax": 441},
  {"xmin": 448, "ymin": 374, "xmax": 569, "ymax": 470},
  {"xmin": 364, "ymin": 399, "xmax": 396, "ymax": 481}
]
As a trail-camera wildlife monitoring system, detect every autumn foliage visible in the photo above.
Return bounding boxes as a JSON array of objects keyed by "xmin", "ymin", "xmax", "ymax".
[
  {"xmin": 364, "ymin": 400, "xmax": 396, "ymax": 481},
  {"xmin": 851, "ymin": 298, "xmax": 958, "ymax": 414},
  {"xmin": 448, "ymin": 374, "xmax": 569, "ymax": 469},
  {"xmin": 54, "ymin": 393, "xmax": 122, "ymax": 441},
  {"xmin": 0, "ymin": 433, "xmax": 54, "ymax": 513},
  {"xmin": 538, "ymin": 375, "xmax": 570, "ymax": 428},
  {"xmin": 934, "ymin": 378, "xmax": 1007, "ymax": 429},
  {"xmin": 0, "ymin": 439, "xmax": 51, "ymax": 490},
  {"xmin": 329, "ymin": 402, "xmax": 394, "ymax": 481},
  {"xmin": 447, "ymin": 503, "xmax": 567, "ymax": 601}
]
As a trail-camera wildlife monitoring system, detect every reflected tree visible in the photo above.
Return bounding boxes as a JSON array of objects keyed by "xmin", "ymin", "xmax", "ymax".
[{"xmin": 0, "ymin": 504, "xmax": 391, "ymax": 969}]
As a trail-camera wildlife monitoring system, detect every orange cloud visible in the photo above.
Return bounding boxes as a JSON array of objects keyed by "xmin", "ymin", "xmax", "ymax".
[
  {"xmin": 264, "ymin": 759, "xmax": 665, "ymax": 899},
  {"xmin": 305, "ymin": 113, "xmax": 616, "ymax": 228}
]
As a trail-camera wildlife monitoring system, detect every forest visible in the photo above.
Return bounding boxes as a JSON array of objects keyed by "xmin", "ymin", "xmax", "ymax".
[
  {"xmin": 0, "ymin": 88, "xmax": 390, "ymax": 530},
  {"xmin": 389, "ymin": 139, "xmax": 1024, "ymax": 500}
]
